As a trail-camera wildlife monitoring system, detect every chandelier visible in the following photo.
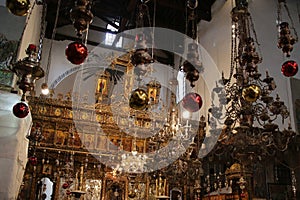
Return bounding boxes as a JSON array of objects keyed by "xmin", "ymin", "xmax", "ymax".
[
  {"xmin": 208, "ymin": 0, "xmax": 296, "ymax": 164},
  {"xmin": 119, "ymin": 137, "xmax": 148, "ymax": 173}
]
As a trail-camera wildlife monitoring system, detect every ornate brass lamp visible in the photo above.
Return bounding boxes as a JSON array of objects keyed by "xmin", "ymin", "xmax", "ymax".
[
  {"xmin": 277, "ymin": 0, "xmax": 298, "ymax": 57},
  {"xmin": 70, "ymin": 0, "xmax": 94, "ymax": 37},
  {"xmin": 11, "ymin": 44, "xmax": 45, "ymax": 101},
  {"xmin": 208, "ymin": 0, "xmax": 295, "ymax": 165}
]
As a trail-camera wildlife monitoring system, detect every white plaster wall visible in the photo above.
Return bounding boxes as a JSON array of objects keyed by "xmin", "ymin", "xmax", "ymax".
[
  {"xmin": 0, "ymin": 6, "xmax": 25, "ymax": 40},
  {"xmin": 0, "ymin": 91, "xmax": 32, "ymax": 200}
]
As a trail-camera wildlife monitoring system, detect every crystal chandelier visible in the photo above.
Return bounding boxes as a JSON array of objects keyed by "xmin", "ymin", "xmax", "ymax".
[
  {"xmin": 120, "ymin": 139, "xmax": 148, "ymax": 173},
  {"xmin": 208, "ymin": 0, "xmax": 296, "ymax": 164}
]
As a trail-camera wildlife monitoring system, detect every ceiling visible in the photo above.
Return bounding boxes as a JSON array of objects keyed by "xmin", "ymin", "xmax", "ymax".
[
  {"xmin": 43, "ymin": 0, "xmax": 216, "ymax": 67},
  {"xmin": 45, "ymin": 0, "xmax": 217, "ymax": 42}
]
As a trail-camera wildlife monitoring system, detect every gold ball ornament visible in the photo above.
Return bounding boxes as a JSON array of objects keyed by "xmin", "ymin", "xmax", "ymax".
[
  {"xmin": 129, "ymin": 88, "xmax": 149, "ymax": 110},
  {"xmin": 242, "ymin": 84, "xmax": 261, "ymax": 102},
  {"xmin": 6, "ymin": 0, "xmax": 30, "ymax": 16}
]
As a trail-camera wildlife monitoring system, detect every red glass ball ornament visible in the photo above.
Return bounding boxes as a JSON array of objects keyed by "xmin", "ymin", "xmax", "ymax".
[
  {"xmin": 62, "ymin": 183, "xmax": 69, "ymax": 189},
  {"xmin": 28, "ymin": 156, "xmax": 38, "ymax": 165},
  {"xmin": 65, "ymin": 41, "xmax": 88, "ymax": 65},
  {"xmin": 66, "ymin": 190, "xmax": 71, "ymax": 195},
  {"xmin": 13, "ymin": 102, "xmax": 29, "ymax": 118},
  {"xmin": 182, "ymin": 92, "xmax": 203, "ymax": 112},
  {"xmin": 281, "ymin": 60, "xmax": 298, "ymax": 77}
]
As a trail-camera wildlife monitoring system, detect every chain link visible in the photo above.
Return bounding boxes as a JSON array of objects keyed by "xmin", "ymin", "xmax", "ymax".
[
  {"xmin": 45, "ymin": 0, "xmax": 62, "ymax": 83},
  {"xmin": 37, "ymin": 3, "xmax": 47, "ymax": 62},
  {"xmin": 283, "ymin": 1, "xmax": 299, "ymax": 41},
  {"xmin": 11, "ymin": 1, "xmax": 37, "ymax": 64}
]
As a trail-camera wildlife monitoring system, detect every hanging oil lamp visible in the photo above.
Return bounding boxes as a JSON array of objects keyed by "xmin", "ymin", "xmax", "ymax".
[
  {"xmin": 180, "ymin": 42, "xmax": 203, "ymax": 88},
  {"xmin": 131, "ymin": 33, "xmax": 153, "ymax": 76},
  {"xmin": 277, "ymin": 0, "xmax": 298, "ymax": 57},
  {"xmin": 10, "ymin": 44, "xmax": 45, "ymax": 100},
  {"xmin": 70, "ymin": 0, "xmax": 94, "ymax": 37}
]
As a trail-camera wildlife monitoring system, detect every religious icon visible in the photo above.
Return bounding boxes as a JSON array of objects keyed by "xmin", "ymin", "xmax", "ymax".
[
  {"xmin": 42, "ymin": 164, "xmax": 52, "ymax": 175},
  {"xmin": 96, "ymin": 73, "xmax": 109, "ymax": 96}
]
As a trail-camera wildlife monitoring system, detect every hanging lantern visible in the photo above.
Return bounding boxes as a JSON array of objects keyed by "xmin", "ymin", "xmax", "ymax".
[
  {"xmin": 70, "ymin": 0, "xmax": 94, "ymax": 37},
  {"xmin": 131, "ymin": 33, "xmax": 153, "ymax": 76},
  {"xmin": 146, "ymin": 80, "xmax": 161, "ymax": 104},
  {"xmin": 129, "ymin": 88, "xmax": 149, "ymax": 110},
  {"xmin": 242, "ymin": 84, "xmax": 261, "ymax": 102},
  {"xmin": 6, "ymin": 0, "xmax": 30, "ymax": 16},
  {"xmin": 182, "ymin": 92, "xmax": 203, "ymax": 112},
  {"xmin": 281, "ymin": 60, "xmax": 298, "ymax": 77},
  {"xmin": 65, "ymin": 41, "xmax": 88, "ymax": 65},
  {"xmin": 277, "ymin": 22, "xmax": 296, "ymax": 57},
  {"xmin": 13, "ymin": 101, "xmax": 29, "ymax": 118},
  {"xmin": 28, "ymin": 155, "xmax": 38, "ymax": 165},
  {"xmin": 180, "ymin": 42, "xmax": 203, "ymax": 87},
  {"xmin": 10, "ymin": 44, "xmax": 45, "ymax": 100}
]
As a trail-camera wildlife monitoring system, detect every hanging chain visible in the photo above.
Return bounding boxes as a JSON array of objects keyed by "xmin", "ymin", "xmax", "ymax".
[
  {"xmin": 228, "ymin": 21, "xmax": 237, "ymax": 84},
  {"xmin": 277, "ymin": 0, "xmax": 282, "ymax": 25},
  {"xmin": 83, "ymin": 0, "xmax": 93, "ymax": 44},
  {"xmin": 151, "ymin": 0, "xmax": 156, "ymax": 59},
  {"xmin": 298, "ymin": 3, "xmax": 300, "ymax": 24},
  {"xmin": 249, "ymin": 14, "xmax": 262, "ymax": 61},
  {"xmin": 226, "ymin": 0, "xmax": 236, "ymax": 84},
  {"xmin": 37, "ymin": 3, "xmax": 47, "ymax": 62},
  {"xmin": 283, "ymin": 1, "xmax": 298, "ymax": 41},
  {"xmin": 11, "ymin": 1, "xmax": 36, "ymax": 64},
  {"xmin": 45, "ymin": 0, "xmax": 62, "ymax": 84}
]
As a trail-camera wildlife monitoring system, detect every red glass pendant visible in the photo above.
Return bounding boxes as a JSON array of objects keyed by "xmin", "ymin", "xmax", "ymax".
[
  {"xmin": 27, "ymin": 44, "xmax": 37, "ymax": 52},
  {"xmin": 182, "ymin": 92, "xmax": 203, "ymax": 112},
  {"xmin": 28, "ymin": 156, "xmax": 38, "ymax": 165},
  {"xmin": 62, "ymin": 183, "xmax": 69, "ymax": 189},
  {"xmin": 65, "ymin": 41, "xmax": 88, "ymax": 65},
  {"xmin": 281, "ymin": 60, "xmax": 298, "ymax": 77},
  {"xmin": 13, "ymin": 102, "xmax": 29, "ymax": 118}
]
